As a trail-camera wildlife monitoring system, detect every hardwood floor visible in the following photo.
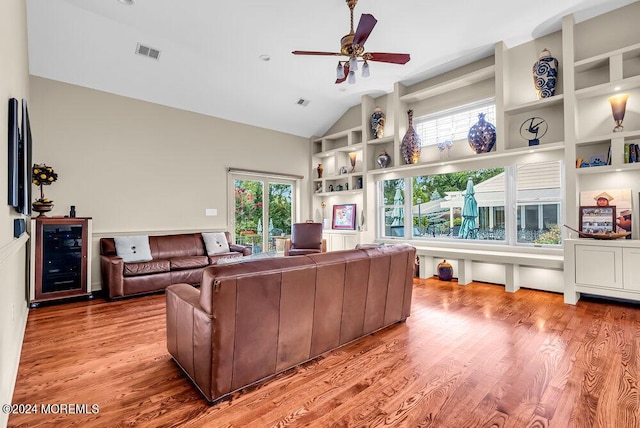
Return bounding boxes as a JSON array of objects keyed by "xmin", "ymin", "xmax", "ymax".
[{"xmin": 8, "ymin": 278, "xmax": 640, "ymax": 427}]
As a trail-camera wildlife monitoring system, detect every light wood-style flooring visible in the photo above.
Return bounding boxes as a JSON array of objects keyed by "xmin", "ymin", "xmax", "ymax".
[{"xmin": 9, "ymin": 278, "xmax": 640, "ymax": 427}]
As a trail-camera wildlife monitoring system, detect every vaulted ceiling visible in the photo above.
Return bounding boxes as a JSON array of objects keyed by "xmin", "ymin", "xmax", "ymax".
[{"xmin": 25, "ymin": 0, "xmax": 636, "ymax": 138}]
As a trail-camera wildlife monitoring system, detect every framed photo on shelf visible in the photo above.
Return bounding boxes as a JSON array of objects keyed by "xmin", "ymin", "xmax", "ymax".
[
  {"xmin": 332, "ymin": 204, "xmax": 356, "ymax": 230},
  {"xmin": 579, "ymin": 206, "xmax": 616, "ymax": 234},
  {"xmin": 580, "ymin": 188, "xmax": 632, "ymax": 237}
]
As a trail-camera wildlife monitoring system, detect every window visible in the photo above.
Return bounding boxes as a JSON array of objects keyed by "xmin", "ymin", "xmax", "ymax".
[
  {"xmin": 412, "ymin": 168, "xmax": 505, "ymax": 240},
  {"xmin": 414, "ymin": 99, "xmax": 496, "ymax": 147},
  {"xmin": 516, "ymin": 160, "xmax": 562, "ymax": 244},
  {"xmin": 380, "ymin": 179, "xmax": 405, "ymax": 238},
  {"xmin": 378, "ymin": 160, "xmax": 563, "ymax": 246}
]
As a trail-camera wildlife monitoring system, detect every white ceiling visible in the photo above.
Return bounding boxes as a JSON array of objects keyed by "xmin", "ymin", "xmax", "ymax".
[{"xmin": 25, "ymin": 0, "xmax": 637, "ymax": 138}]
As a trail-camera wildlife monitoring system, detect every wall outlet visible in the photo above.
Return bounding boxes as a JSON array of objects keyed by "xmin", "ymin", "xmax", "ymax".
[
  {"xmin": 205, "ymin": 208, "xmax": 218, "ymax": 216},
  {"xmin": 11, "ymin": 304, "xmax": 15, "ymax": 322}
]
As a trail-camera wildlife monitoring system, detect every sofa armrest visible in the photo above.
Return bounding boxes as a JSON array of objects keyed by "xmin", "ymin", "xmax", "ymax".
[
  {"xmin": 100, "ymin": 255, "xmax": 124, "ymax": 299},
  {"xmin": 229, "ymin": 243, "xmax": 252, "ymax": 256},
  {"xmin": 166, "ymin": 283, "xmax": 213, "ymax": 401}
]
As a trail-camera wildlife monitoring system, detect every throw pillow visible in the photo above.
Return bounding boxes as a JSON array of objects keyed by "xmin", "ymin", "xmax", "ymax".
[
  {"xmin": 216, "ymin": 250, "xmax": 278, "ymax": 265},
  {"xmin": 202, "ymin": 232, "xmax": 230, "ymax": 255},
  {"xmin": 114, "ymin": 235, "xmax": 153, "ymax": 263}
]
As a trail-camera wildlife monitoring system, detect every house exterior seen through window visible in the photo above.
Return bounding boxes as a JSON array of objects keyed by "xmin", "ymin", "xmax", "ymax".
[{"xmin": 379, "ymin": 160, "xmax": 563, "ymax": 246}]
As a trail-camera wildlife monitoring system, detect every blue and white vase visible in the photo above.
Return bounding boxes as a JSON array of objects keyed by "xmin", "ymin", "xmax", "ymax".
[
  {"xmin": 533, "ymin": 48, "xmax": 558, "ymax": 100},
  {"xmin": 370, "ymin": 107, "xmax": 386, "ymax": 139},
  {"xmin": 467, "ymin": 113, "xmax": 496, "ymax": 154}
]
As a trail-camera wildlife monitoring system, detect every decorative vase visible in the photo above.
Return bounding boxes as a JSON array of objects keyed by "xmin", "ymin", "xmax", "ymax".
[
  {"xmin": 437, "ymin": 259, "xmax": 453, "ymax": 281},
  {"xmin": 532, "ymin": 48, "xmax": 558, "ymax": 100},
  {"xmin": 608, "ymin": 93, "xmax": 629, "ymax": 132},
  {"xmin": 401, "ymin": 110, "xmax": 421, "ymax": 164},
  {"xmin": 376, "ymin": 150, "xmax": 391, "ymax": 168},
  {"xmin": 317, "ymin": 163, "xmax": 324, "ymax": 178},
  {"xmin": 371, "ymin": 107, "xmax": 386, "ymax": 139},
  {"xmin": 348, "ymin": 152, "xmax": 357, "ymax": 173},
  {"xmin": 467, "ymin": 113, "xmax": 496, "ymax": 154}
]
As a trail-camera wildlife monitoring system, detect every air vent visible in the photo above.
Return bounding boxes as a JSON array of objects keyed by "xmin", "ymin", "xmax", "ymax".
[
  {"xmin": 296, "ymin": 98, "xmax": 310, "ymax": 107},
  {"xmin": 135, "ymin": 43, "xmax": 160, "ymax": 60}
]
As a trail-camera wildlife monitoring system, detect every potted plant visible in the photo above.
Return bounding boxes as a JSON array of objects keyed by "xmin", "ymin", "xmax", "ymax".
[{"xmin": 32, "ymin": 163, "xmax": 58, "ymax": 216}]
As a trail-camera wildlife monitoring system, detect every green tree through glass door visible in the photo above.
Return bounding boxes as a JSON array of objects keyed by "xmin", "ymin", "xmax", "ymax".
[{"xmin": 234, "ymin": 179, "xmax": 293, "ymax": 253}]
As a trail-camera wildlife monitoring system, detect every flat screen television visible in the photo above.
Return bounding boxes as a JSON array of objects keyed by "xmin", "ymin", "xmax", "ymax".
[
  {"xmin": 7, "ymin": 98, "xmax": 19, "ymax": 208},
  {"xmin": 19, "ymin": 99, "xmax": 32, "ymax": 215}
]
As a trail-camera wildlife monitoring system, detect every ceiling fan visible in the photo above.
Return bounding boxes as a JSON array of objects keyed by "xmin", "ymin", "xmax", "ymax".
[{"xmin": 292, "ymin": 0, "xmax": 410, "ymax": 84}]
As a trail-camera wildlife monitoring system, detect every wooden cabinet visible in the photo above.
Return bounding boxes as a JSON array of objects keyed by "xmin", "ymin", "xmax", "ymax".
[{"xmin": 29, "ymin": 217, "xmax": 92, "ymax": 307}]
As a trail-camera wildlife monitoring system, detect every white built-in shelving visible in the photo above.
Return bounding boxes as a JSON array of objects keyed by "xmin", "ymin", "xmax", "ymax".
[{"xmin": 308, "ymin": 2, "xmax": 640, "ymax": 303}]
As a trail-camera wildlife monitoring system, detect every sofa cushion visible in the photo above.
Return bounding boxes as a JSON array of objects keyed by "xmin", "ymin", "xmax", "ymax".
[
  {"xmin": 124, "ymin": 259, "xmax": 170, "ymax": 277},
  {"xmin": 202, "ymin": 232, "xmax": 230, "ymax": 254},
  {"xmin": 170, "ymin": 256, "xmax": 209, "ymax": 271},
  {"xmin": 114, "ymin": 235, "xmax": 153, "ymax": 263},
  {"xmin": 216, "ymin": 250, "xmax": 278, "ymax": 265},
  {"xmin": 208, "ymin": 252, "xmax": 242, "ymax": 264},
  {"xmin": 154, "ymin": 234, "xmax": 206, "ymax": 259}
]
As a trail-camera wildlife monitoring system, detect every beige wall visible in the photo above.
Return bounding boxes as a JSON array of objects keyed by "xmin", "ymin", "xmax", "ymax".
[
  {"xmin": 0, "ymin": 1, "xmax": 31, "ymax": 426},
  {"xmin": 28, "ymin": 77, "xmax": 310, "ymax": 289}
]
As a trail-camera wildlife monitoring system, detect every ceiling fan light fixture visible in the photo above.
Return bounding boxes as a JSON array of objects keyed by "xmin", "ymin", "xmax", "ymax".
[
  {"xmin": 336, "ymin": 62, "xmax": 345, "ymax": 79},
  {"xmin": 349, "ymin": 56, "xmax": 358, "ymax": 72},
  {"xmin": 348, "ymin": 70, "xmax": 356, "ymax": 84},
  {"xmin": 291, "ymin": 0, "xmax": 410, "ymax": 85},
  {"xmin": 362, "ymin": 61, "xmax": 370, "ymax": 77}
]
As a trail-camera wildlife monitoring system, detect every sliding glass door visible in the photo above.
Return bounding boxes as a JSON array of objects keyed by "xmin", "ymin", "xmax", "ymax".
[{"xmin": 232, "ymin": 176, "xmax": 294, "ymax": 254}]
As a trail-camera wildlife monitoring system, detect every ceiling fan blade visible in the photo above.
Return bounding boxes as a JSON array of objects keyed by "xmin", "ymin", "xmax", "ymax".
[
  {"xmin": 367, "ymin": 52, "xmax": 411, "ymax": 64},
  {"xmin": 292, "ymin": 50, "xmax": 341, "ymax": 56},
  {"xmin": 353, "ymin": 14, "xmax": 377, "ymax": 47},
  {"xmin": 335, "ymin": 64, "xmax": 349, "ymax": 84}
]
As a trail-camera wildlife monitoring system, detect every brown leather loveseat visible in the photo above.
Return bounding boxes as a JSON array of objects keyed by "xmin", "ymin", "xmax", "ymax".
[
  {"xmin": 100, "ymin": 232, "xmax": 251, "ymax": 299},
  {"xmin": 166, "ymin": 243, "xmax": 416, "ymax": 403}
]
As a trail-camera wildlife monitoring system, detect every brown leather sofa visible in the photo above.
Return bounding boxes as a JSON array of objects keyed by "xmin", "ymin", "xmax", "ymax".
[
  {"xmin": 166, "ymin": 243, "xmax": 416, "ymax": 403},
  {"xmin": 100, "ymin": 232, "xmax": 251, "ymax": 299}
]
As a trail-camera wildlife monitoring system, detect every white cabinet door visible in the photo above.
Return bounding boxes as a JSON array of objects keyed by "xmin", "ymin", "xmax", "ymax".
[
  {"xmin": 575, "ymin": 245, "xmax": 623, "ymax": 289},
  {"xmin": 623, "ymin": 248, "xmax": 640, "ymax": 292},
  {"xmin": 324, "ymin": 231, "xmax": 359, "ymax": 251},
  {"xmin": 329, "ymin": 233, "xmax": 344, "ymax": 251},
  {"xmin": 344, "ymin": 234, "xmax": 358, "ymax": 250}
]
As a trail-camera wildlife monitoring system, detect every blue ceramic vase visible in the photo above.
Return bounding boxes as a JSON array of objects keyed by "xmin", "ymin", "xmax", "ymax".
[
  {"xmin": 437, "ymin": 260, "xmax": 453, "ymax": 281},
  {"xmin": 533, "ymin": 48, "xmax": 558, "ymax": 99},
  {"xmin": 467, "ymin": 113, "xmax": 496, "ymax": 154},
  {"xmin": 371, "ymin": 107, "xmax": 386, "ymax": 139}
]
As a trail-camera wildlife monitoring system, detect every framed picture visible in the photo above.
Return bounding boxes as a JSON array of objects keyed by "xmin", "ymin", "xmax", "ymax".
[
  {"xmin": 579, "ymin": 206, "xmax": 616, "ymax": 234},
  {"xmin": 332, "ymin": 204, "xmax": 356, "ymax": 230},
  {"xmin": 580, "ymin": 188, "xmax": 632, "ymax": 237}
]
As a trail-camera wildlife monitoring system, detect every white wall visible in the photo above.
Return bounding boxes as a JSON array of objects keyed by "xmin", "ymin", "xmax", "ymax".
[
  {"xmin": 0, "ymin": 1, "xmax": 31, "ymax": 427},
  {"xmin": 28, "ymin": 77, "xmax": 310, "ymax": 289}
]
